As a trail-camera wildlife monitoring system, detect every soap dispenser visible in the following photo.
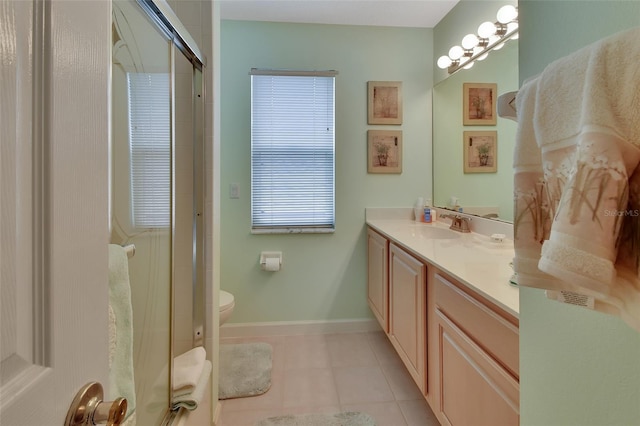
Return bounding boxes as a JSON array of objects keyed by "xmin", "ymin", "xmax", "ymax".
[
  {"xmin": 423, "ymin": 206, "xmax": 432, "ymax": 223},
  {"xmin": 423, "ymin": 199, "xmax": 433, "ymax": 223}
]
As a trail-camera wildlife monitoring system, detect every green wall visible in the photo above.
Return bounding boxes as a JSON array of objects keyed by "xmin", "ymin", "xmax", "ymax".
[
  {"xmin": 220, "ymin": 21, "xmax": 433, "ymax": 323},
  {"xmin": 518, "ymin": 1, "xmax": 640, "ymax": 425}
]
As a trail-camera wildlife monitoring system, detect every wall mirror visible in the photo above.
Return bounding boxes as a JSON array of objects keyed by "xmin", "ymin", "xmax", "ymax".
[{"xmin": 432, "ymin": 39, "xmax": 518, "ymax": 222}]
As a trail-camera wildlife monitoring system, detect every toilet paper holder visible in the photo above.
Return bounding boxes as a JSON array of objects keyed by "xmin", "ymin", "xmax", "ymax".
[{"xmin": 260, "ymin": 251, "xmax": 282, "ymax": 271}]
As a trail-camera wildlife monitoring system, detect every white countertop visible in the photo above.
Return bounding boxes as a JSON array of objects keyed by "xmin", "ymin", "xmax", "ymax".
[{"xmin": 367, "ymin": 217, "xmax": 519, "ymax": 317}]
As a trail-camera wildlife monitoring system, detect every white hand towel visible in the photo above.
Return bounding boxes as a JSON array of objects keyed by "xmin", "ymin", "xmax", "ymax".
[
  {"xmin": 172, "ymin": 360, "xmax": 212, "ymax": 411},
  {"xmin": 534, "ymin": 27, "xmax": 640, "ymax": 149},
  {"xmin": 173, "ymin": 346, "xmax": 207, "ymax": 394}
]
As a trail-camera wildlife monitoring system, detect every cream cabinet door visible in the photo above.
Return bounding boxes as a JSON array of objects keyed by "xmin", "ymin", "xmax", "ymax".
[
  {"xmin": 1, "ymin": 0, "xmax": 111, "ymax": 424},
  {"xmin": 436, "ymin": 311, "xmax": 519, "ymax": 426},
  {"xmin": 367, "ymin": 228, "xmax": 389, "ymax": 331},
  {"xmin": 388, "ymin": 243, "xmax": 426, "ymax": 393}
]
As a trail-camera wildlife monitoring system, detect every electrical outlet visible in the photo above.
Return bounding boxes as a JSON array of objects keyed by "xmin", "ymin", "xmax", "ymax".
[{"xmin": 229, "ymin": 183, "xmax": 240, "ymax": 199}]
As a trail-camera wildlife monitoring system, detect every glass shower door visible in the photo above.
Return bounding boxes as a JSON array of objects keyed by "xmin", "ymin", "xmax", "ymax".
[{"xmin": 111, "ymin": 0, "xmax": 173, "ymax": 423}]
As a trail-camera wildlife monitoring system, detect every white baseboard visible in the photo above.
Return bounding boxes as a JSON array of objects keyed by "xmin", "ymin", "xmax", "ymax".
[{"xmin": 220, "ymin": 318, "xmax": 381, "ymax": 339}]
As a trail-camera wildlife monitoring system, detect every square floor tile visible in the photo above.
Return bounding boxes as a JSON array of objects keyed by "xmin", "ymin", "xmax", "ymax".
[
  {"xmin": 219, "ymin": 407, "xmax": 283, "ymax": 426},
  {"xmin": 381, "ymin": 362, "xmax": 424, "ymax": 401},
  {"xmin": 333, "ymin": 365, "xmax": 395, "ymax": 404},
  {"xmin": 282, "ymin": 368, "xmax": 339, "ymax": 408},
  {"xmin": 398, "ymin": 399, "xmax": 440, "ymax": 426},
  {"xmin": 341, "ymin": 401, "xmax": 408, "ymax": 426},
  {"xmin": 326, "ymin": 332, "xmax": 379, "ymax": 367},
  {"xmin": 282, "ymin": 334, "xmax": 331, "ymax": 370},
  {"xmin": 367, "ymin": 331, "xmax": 405, "ymax": 366}
]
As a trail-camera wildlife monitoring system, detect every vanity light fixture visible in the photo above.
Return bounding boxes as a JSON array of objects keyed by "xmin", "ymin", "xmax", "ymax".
[{"xmin": 437, "ymin": 4, "xmax": 519, "ymax": 75}]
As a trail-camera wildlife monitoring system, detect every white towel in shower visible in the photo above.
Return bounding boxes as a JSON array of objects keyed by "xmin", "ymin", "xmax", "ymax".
[
  {"xmin": 173, "ymin": 346, "xmax": 207, "ymax": 396},
  {"xmin": 108, "ymin": 244, "xmax": 137, "ymax": 422},
  {"xmin": 172, "ymin": 360, "xmax": 212, "ymax": 411}
]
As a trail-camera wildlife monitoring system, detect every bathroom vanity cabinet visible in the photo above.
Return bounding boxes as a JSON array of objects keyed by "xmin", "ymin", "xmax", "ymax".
[{"xmin": 366, "ymin": 226, "xmax": 520, "ymax": 425}]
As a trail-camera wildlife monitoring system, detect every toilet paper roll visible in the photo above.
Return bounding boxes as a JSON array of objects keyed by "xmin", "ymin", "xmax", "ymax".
[{"xmin": 263, "ymin": 257, "xmax": 280, "ymax": 272}]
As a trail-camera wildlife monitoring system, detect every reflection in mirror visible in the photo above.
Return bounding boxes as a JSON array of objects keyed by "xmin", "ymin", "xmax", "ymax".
[
  {"xmin": 433, "ymin": 40, "xmax": 518, "ymax": 222},
  {"xmin": 111, "ymin": 0, "xmax": 172, "ymax": 423}
]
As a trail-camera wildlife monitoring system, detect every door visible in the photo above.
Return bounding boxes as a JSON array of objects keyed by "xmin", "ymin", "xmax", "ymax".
[
  {"xmin": 1, "ymin": 0, "xmax": 111, "ymax": 424},
  {"xmin": 367, "ymin": 228, "xmax": 389, "ymax": 331},
  {"xmin": 437, "ymin": 312, "xmax": 520, "ymax": 426},
  {"xmin": 388, "ymin": 243, "xmax": 427, "ymax": 393}
]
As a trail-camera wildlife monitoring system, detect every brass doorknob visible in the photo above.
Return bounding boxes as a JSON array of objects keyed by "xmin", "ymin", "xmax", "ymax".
[{"xmin": 65, "ymin": 382, "xmax": 128, "ymax": 425}]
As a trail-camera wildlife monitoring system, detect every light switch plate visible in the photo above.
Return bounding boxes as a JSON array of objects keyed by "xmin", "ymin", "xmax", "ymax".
[{"xmin": 229, "ymin": 183, "xmax": 239, "ymax": 199}]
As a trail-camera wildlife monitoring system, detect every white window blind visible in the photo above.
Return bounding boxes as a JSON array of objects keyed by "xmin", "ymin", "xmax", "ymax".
[
  {"xmin": 251, "ymin": 71, "xmax": 336, "ymax": 232},
  {"xmin": 127, "ymin": 72, "xmax": 171, "ymax": 228}
]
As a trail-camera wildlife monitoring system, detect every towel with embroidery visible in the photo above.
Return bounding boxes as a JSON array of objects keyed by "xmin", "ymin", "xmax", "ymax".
[{"xmin": 513, "ymin": 26, "xmax": 640, "ymax": 331}]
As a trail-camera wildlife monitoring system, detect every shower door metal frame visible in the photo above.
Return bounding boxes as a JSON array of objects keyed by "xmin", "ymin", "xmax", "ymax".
[{"xmin": 137, "ymin": 0, "xmax": 205, "ymax": 67}]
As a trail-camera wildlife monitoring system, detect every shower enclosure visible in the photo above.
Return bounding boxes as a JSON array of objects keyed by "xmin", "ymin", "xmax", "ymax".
[{"xmin": 110, "ymin": 0, "xmax": 206, "ymax": 423}]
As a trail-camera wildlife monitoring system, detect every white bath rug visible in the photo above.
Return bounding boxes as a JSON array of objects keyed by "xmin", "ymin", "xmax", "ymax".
[
  {"xmin": 218, "ymin": 342, "xmax": 272, "ymax": 399},
  {"xmin": 255, "ymin": 411, "xmax": 376, "ymax": 426}
]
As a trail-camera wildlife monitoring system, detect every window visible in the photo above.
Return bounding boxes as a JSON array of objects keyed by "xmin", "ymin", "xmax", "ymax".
[
  {"xmin": 127, "ymin": 72, "xmax": 171, "ymax": 228},
  {"xmin": 251, "ymin": 70, "xmax": 336, "ymax": 233}
]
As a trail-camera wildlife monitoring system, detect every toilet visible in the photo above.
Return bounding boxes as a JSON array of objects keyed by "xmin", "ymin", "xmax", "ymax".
[{"xmin": 219, "ymin": 290, "xmax": 235, "ymax": 325}]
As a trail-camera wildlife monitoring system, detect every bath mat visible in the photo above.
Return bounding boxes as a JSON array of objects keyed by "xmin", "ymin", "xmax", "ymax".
[
  {"xmin": 219, "ymin": 342, "xmax": 272, "ymax": 399},
  {"xmin": 255, "ymin": 411, "xmax": 376, "ymax": 426}
]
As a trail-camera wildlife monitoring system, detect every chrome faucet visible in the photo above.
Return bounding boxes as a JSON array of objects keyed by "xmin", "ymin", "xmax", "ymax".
[{"xmin": 442, "ymin": 214, "xmax": 472, "ymax": 233}]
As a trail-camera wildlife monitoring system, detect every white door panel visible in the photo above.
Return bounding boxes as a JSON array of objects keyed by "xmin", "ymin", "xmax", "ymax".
[{"xmin": 1, "ymin": 0, "xmax": 111, "ymax": 424}]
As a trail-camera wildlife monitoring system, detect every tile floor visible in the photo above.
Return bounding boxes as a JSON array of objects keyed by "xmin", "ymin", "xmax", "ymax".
[{"xmin": 217, "ymin": 330, "xmax": 440, "ymax": 426}]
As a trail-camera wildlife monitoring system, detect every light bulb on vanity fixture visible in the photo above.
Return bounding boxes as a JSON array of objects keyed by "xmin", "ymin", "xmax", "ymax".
[
  {"xmin": 496, "ymin": 4, "xmax": 518, "ymax": 24},
  {"xmin": 448, "ymin": 45, "xmax": 464, "ymax": 60},
  {"xmin": 437, "ymin": 4, "xmax": 519, "ymax": 75}
]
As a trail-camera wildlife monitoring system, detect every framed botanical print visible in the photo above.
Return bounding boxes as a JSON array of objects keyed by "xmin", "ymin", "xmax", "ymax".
[
  {"xmin": 367, "ymin": 130, "xmax": 402, "ymax": 174},
  {"xmin": 368, "ymin": 81, "xmax": 402, "ymax": 125},
  {"xmin": 463, "ymin": 131, "xmax": 497, "ymax": 173},
  {"xmin": 463, "ymin": 82, "xmax": 497, "ymax": 125}
]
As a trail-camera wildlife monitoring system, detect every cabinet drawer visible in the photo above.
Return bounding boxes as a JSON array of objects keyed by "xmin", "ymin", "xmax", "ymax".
[{"xmin": 434, "ymin": 272, "xmax": 519, "ymax": 379}]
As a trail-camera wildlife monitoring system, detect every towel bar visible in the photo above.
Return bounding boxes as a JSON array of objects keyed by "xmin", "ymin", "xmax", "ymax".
[{"xmin": 123, "ymin": 244, "xmax": 135, "ymax": 258}]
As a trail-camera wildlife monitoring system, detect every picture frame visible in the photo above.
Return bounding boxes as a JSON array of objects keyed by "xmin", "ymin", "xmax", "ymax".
[
  {"xmin": 368, "ymin": 81, "xmax": 403, "ymax": 125},
  {"xmin": 463, "ymin": 131, "xmax": 497, "ymax": 173},
  {"xmin": 367, "ymin": 130, "xmax": 402, "ymax": 174},
  {"xmin": 463, "ymin": 82, "xmax": 497, "ymax": 126}
]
